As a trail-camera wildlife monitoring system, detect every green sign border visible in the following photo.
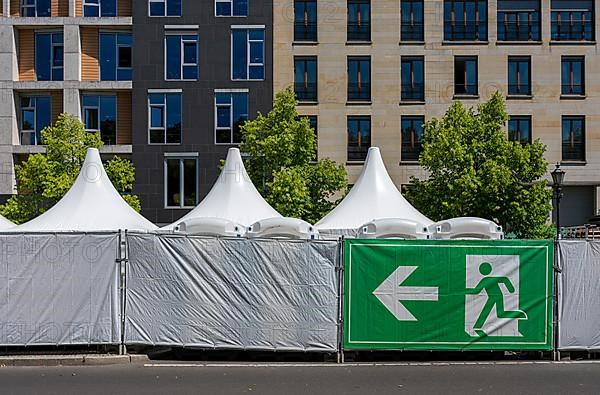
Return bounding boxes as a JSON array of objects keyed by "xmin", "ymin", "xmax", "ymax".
[{"xmin": 344, "ymin": 239, "xmax": 554, "ymax": 351}]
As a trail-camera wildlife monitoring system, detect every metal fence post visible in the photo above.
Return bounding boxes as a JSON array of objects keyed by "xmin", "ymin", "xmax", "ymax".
[
  {"xmin": 553, "ymin": 239, "xmax": 561, "ymax": 361},
  {"xmin": 118, "ymin": 229, "xmax": 128, "ymax": 356},
  {"xmin": 337, "ymin": 236, "xmax": 345, "ymax": 364}
]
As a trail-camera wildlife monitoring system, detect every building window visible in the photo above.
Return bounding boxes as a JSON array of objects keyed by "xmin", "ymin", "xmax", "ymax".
[
  {"xmin": 294, "ymin": 0, "xmax": 317, "ymax": 41},
  {"xmin": 444, "ymin": 0, "xmax": 488, "ymax": 41},
  {"xmin": 294, "ymin": 56, "xmax": 317, "ymax": 102},
  {"xmin": 497, "ymin": 0, "xmax": 541, "ymax": 41},
  {"xmin": 401, "ymin": 116, "xmax": 424, "ymax": 162},
  {"xmin": 507, "ymin": 115, "xmax": 531, "ymax": 145},
  {"xmin": 165, "ymin": 157, "xmax": 198, "ymax": 209},
  {"xmin": 100, "ymin": 32, "xmax": 132, "ymax": 81},
  {"xmin": 562, "ymin": 116, "xmax": 585, "ymax": 162},
  {"xmin": 149, "ymin": 0, "xmax": 182, "ymax": 16},
  {"xmin": 215, "ymin": 92, "xmax": 248, "ymax": 144},
  {"xmin": 347, "ymin": 116, "xmax": 370, "ymax": 162},
  {"xmin": 551, "ymin": 0, "xmax": 594, "ymax": 41},
  {"xmin": 454, "ymin": 56, "xmax": 478, "ymax": 96},
  {"xmin": 347, "ymin": 56, "xmax": 371, "ymax": 102},
  {"xmin": 401, "ymin": 0, "xmax": 424, "ymax": 41},
  {"xmin": 561, "ymin": 56, "xmax": 585, "ymax": 96},
  {"xmin": 21, "ymin": 0, "xmax": 51, "ymax": 16},
  {"xmin": 82, "ymin": 95, "xmax": 117, "ymax": 145},
  {"xmin": 401, "ymin": 56, "xmax": 424, "ymax": 101},
  {"xmin": 35, "ymin": 32, "xmax": 63, "ymax": 81},
  {"xmin": 231, "ymin": 28, "xmax": 265, "ymax": 80},
  {"xmin": 508, "ymin": 56, "xmax": 531, "ymax": 96},
  {"xmin": 148, "ymin": 93, "xmax": 182, "ymax": 144},
  {"xmin": 216, "ymin": 0, "xmax": 248, "ymax": 16},
  {"xmin": 165, "ymin": 33, "xmax": 198, "ymax": 81},
  {"xmin": 84, "ymin": 0, "xmax": 117, "ymax": 17},
  {"xmin": 20, "ymin": 96, "xmax": 51, "ymax": 145},
  {"xmin": 347, "ymin": 0, "xmax": 370, "ymax": 41}
]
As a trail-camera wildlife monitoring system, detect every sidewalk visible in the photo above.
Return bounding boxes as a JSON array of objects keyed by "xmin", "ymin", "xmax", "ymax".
[{"xmin": 0, "ymin": 354, "xmax": 149, "ymax": 367}]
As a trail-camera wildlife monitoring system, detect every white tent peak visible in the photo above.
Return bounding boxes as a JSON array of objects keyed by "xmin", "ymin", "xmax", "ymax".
[
  {"xmin": 0, "ymin": 214, "xmax": 15, "ymax": 230},
  {"xmin": 12, "ymin": 148, "xmax": 157, "ymax": 232},
  {"xmin": 164, "ymin": 148, "xmax": 281, "ymax": 229},
  {"xmin": 315, "ymin": 147, "xmax": 433, "ymax": 231}
]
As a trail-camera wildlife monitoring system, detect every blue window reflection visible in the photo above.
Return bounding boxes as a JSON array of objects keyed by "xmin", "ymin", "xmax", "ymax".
[
  {"xmin": 82, "ymin": 95, "xmax": 117, "ymax": 145},
  {"xmin": 20, "ymin": 96, "xmax": 51, "ymax": 145},
  {"xmin": 347, "ymin": 116, "xmax": 371, "ymax": 161},
  {"xmin": 165, "ymin": 34, "xmax": 198, "ymax": 80},
  {"xmin": 100, "ymin": 32, "xmax": 132, "ymax": 81},
  {"xmin": 215, "ymin": 92, "xmax": 249, "ymax": 144},
  {"xmin": 83, "ymin": 0, "xmax": 117, "ymax": 17},
  {"xmin": 36, "ymin": 32, "xmax": 63, "ymax": 81},
  {"xmin": 148, "ymin": 93, "xmax": 182, "ymax": 144},
  {"xmin": 21, "ymin": 0, "xmax": 51, "ymax": 17},
  {"xmin": 216, "ymin": 0, "xmax": 248, "ymax": 16},
  {"xmin": 401, "ymin": 56, "xmax": 424, "ymax": 101},
  {"xmin": 232, "ymin": 28, "xmax": 265, "ymax": 80},
  {"xmin": 149, "ymin": 0, "xmax": 182, "ymax": 16}
]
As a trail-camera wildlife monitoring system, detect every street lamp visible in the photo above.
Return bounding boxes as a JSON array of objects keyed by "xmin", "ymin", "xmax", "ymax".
[{"xmin": 551, "ymin": 163, "xmax": 565, "ymax": 239}]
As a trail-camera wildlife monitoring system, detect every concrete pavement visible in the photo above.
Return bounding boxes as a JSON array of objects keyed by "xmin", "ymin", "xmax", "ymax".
[{"xmin": 1, "ymin": 361, "xmax": 599, "ymax": 394}]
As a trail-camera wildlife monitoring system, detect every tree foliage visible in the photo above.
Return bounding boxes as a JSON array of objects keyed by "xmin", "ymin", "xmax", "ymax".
[
  {"xmin": 405, "ymin": 92, "xmax": 553, "ymax": 239},
  {"xmin": 0, "ymin": 113, "xmax": 141, "ymax": 224},
  {"xmin": 240, "ymin": 87, "xmax": 347, "ymax": 223}
]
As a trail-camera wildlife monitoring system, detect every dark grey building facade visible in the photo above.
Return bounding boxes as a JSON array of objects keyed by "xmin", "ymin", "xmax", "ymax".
[{"xmin": 132, "ymin": 0, "xmax": 273, "ymax": 224}]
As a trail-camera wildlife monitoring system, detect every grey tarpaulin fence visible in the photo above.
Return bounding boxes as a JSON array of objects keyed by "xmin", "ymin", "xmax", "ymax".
[
  {"xmin": 0, "ymin": 232, "xmax": 121, "ymax": 346},
  {"xmin": 124, "ymin": 233, "xmax": 340, "ymax": 352},
  {"xmin": 558, "ymin": 240, "xmax": 600, "ymax": 350}
]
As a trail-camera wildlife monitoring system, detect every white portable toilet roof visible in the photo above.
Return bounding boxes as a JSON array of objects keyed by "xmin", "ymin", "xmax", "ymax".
[
  {"xmin": 12, "ymin": 148, "xmax": 157, "ymax": 232},
  {"xmin": 163, "ymin": 148, "xmax": 281, "ymax": 229},
  {"xmin": 315, "ymin": 147, "xmax": 433, "ymax": 231}
]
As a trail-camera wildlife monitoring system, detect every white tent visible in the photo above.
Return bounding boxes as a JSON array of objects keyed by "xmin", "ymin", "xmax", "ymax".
[
  {"xmin": 315, "ymin": 147, "xmax": 433, "ymax": 234},
  {"xmin": 164, "ymin": 148, "xmax": 281, "ymax": 230},
  {"xmin": 0, "ymin": 214, "xmax": 15, "ymax": 230},
  {"xmin": 11, "ymin": 148, "xmax": 157, "ymax": 232}
]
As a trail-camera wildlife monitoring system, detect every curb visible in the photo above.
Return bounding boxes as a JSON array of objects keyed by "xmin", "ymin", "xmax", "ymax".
[{"xmin": 0, "ymin": 354, "xmax": 149, "ymax": 367}]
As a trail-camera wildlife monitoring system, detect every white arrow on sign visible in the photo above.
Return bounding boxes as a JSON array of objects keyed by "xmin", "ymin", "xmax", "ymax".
[{"xmin": 373, "ymin": 266, "xmax": 439, "ymax": 321}]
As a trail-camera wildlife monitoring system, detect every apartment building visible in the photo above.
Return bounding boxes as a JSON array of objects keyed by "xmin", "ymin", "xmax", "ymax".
[
  {"xmin": 274, "ymin": 0, "xmax": 600, "ymax": 226},
  {"xmin": 131, "ymin": 0, "xmax": 273, "ymax": 224},
  {"xmin": 0, "ymin": 0, "xmax": 133, "ymax": 197}
]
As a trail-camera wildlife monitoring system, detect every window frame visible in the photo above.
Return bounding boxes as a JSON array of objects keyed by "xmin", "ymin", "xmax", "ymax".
[
  {"xmin": 401, "ymin": 56, "xmax": 425, "ymax": 102},
  {"xmin": 444, "ymin": 0, "xmax": 488, "ymax": 42},
  {"xmin": 497, "ymin": 0, "xmax": 541, "ymax": 42},
  {"xmin": 400, "ymin": 0, "xmax": 425, "ymax": 42},
  {"xmin": 148, "ymin": 0, "xmax": 182, "ymax": 17},
  {"xmin": 561, "ymin": 115, "xmax": 586, "ymax": 162},
  {"xmin": 507, "ymin": 56, "xmax": 531, "ymax": 96},
  {"xmin": 147, "ymin": 91, "xmax": 182, "ymax": 145},
  {"xmin": 215, "ymin": 0, "xmax": 248, "ymax": 17},
  {"xmin": 35, "ymin": 31, "xmax": 64, "ymax": 82},
  {"xmin": 19, "ymin": 96, "xmax": 51, "ymax": 146},
  {"xmin": 347, "ymin": 115, "xmax": 371, "ymax": 162},
  {"xmin": 347, "ymin": 56, "xmax": 371, "ymax": 102},
  {"xmin": 401, "ymin": 115, "xmax": 425, "ymax": 162},
  {"xmin": 507, "ymin": 115, "xmax": 532, "ymax": 145},
  {"xmin": 294, "ymin": 0, "xmax": 318, "ymax": 42},
  {"xmin": 454, "ymin": 56, "xmax": 478, "ymax": 97},
  {"xmin": 347, "ymin": 0, "xmax": 371, "ymax": 42},
  {"xmin": 164, "ymin": 155, "xmax": 199, "ymax": 209},
  {"xmin": 551, "ymin": 0, "xmax": 594, "ymax": 41},
  {"xmin": 164, "ymin": 32, "xmax": 199, "ymax": 81},
  {"xmin": 214, "ymin": 90, "xmax": 249, "ymax": 145},
  {"xmin": 561, "ymin": 56, "xmax": 585, "ymax": 96},
  {"xmin": 81, "ymin": 94, "xmax": 118, "ymax": 145},
  {"xmin": 99, "ymin": 31, "xmax": 133, "ymax": 81},
  {"xmin": 294, "ymin": 55, "xmax": 318, "ymax": 102},
  {"xmin": 230, "ymin": 27, "xmax": 266, "ymax": 81}
]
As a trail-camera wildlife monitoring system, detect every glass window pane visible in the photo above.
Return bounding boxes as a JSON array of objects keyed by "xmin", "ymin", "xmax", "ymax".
[
  {"xmin": 249, "ymin": 42, "xmax": 263, "ymax": 64},
  {"xmin": 166, "ymin": 159, "xmax": 181, "ymax": 207},
  {"xmin": 216, "ymin": 2, "xmax": 231, "ymax": 16},
  {"xmin": 149, "ymin": 93, "xmax": 164, "ymax": 105},
  {"xmin": 232, "ymin": 93, "xmax": 248, "ymax": 143},
  {"xmin": 149, "ymin": 129, "xmax": 164, "ymax": 144},
  {"xmin": 101, "ymin": 0, "xmax": 117, "ymax": 16},
  {"xmin": 85, "ymin": 108, "xmax": 99, "ymax": 130},
  {"xmin": 232, "ymin": 30, "xmax": 248, "ymax": 79},
  {"xmin": 36, "ymin": 33, "xmax": 52, "ymax": 81},
  {"xmin": 22, "ymin": 109, "xmax": 35, "ymax": 131},
  {"xmin": 100, "ymin": 33, "xmax": 117, "ymax": 81},
  {"xmin": 216, "ymin": 129, "xmax": 230, "ymax": 144},
  {"xmin": 183, "ymin": 42, "xmax": 197, "ymax": 64},
  {"xmin": 118, "ymin": 46, "xmax": 132, "ymax": 68},
  {"xmin": 151, "ymin": 106, "xmax": 164, "ymax": 128},
  {"xmin": 167, "ymin": 0, "xmax": 182, "ymax": 16},
  {"xmin": 165, "ymin": 35, "xmax": 182, "ymax": 80},
  {"xmin": 217, "ymin": 106, "xmax": 231, "ymax": 128},
  {"xmin": 99, "ymin": 96, "xmax": 117, "ymax": 145},
  {"xmin": 234, "ymin": 0, "xmax": 248, "ymax": 16},
  {"xmin": 150, "ymin": 2, "xmax": 165, "ymax": 16},
  {"xmin": 183, "ymin": 159, "xmax": 197, "ymax": 207},
  {"xmin": 166, "ymin": 94, "xmax": 182, "ymax": 144}
]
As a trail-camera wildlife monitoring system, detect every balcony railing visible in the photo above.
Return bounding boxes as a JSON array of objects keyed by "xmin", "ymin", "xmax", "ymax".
[
  {"xmin": 455, "ymin": 83, "xmax": 478, "ymax": 96},
  {"xmin": 401, "ymin": 23, "xmax": 424, "ymax": 41},
  {"xmin": 562, "ymin": 84, "xmax": 584, "ymax": 95},
  {"xmin": 348, "ymin": 22, "xmax": 371, "ymax": 41},
  {"xmin": 401, "ymin": 84, "xmax": 425, "ymax": 101},
  {"xmin": 508, "ymin": 84, "xmax": 531, "ymax": 96},
  {"xmin": 551, "ymin": 11, "xmax": 594, "ymax": 41},
  {"xmin": 401, "ymin": 145, "xmax": 422, "ymax": 162},
  {"xmin": 348, "ymin": 82, "xmax": 371, "ymax": 101},
  {"xmin": 294, "ymin": 22, "xmax": 317, "ymax": 41},
  {"xmin": 348, "ymin": 144, "xmax": 370, "ymax": 161},
  {"xmin": 497, "ymin": 20, "xmax": 540, "ymax": 41},
  {"xmin": 294, "ymin": 82, "xmax": 318, "ymax": 102},
  {"xmin": 444, "ymin": 21, "xmax": 487, "ymax": 41},
  {"xmin": 562, "ymin": 142, "xmax": 585, "ymax": 161}
]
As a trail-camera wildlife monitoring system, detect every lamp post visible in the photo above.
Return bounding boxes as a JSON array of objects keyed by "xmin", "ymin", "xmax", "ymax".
[{"xmin": 551, "ymin": 163, "xmax": 565, "ymax": 240}]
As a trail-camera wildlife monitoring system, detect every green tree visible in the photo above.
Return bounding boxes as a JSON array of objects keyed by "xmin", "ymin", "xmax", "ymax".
[
  {"xmin": 0, "ymin": 113, "xmax": 141, "ymax": 224},
  {"xmin": 405, "ymin": 92, "xmax": 553, "ymax": 239},
  {"xmin": 240, "ymin": 87, "xmax": 347, "ymax": 223}
]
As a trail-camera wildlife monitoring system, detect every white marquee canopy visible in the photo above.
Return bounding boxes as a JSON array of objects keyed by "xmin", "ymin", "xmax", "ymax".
[
  {"xmin": 11, "ymin": 148, "xmax": 157, "ymax": 232},
  {"xmin": 164, "ymin": 148, "xmax": 281, "ymax": 230},
  {"xmin": 0, "ymin": 214, "xmax": 15, "ymax": 230},
  {"xmin": 315, "ymin": 147, "xmax": 433, "ymax": 232}
]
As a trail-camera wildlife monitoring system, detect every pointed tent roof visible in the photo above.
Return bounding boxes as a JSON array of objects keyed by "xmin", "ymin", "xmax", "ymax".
[
  {"xmin": 163, "ymin": 148, "xmax": 281, "ymax": 229},
  {"xmin": 12, "ymin": 148, "xmax": 157, "ymax": 232},
  {"xmin": 0, "ymin": 215, "xmax": 15, "ymax": 230},
  {"xmin": 315, "ymin": 147, "xmax": 433, "ymax": 231}
]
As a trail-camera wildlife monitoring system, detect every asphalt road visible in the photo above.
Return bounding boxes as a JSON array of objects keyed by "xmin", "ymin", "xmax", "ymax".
[{"xmin": 1, "ymin": 362, "xmax": 599, "ymax": 395}]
